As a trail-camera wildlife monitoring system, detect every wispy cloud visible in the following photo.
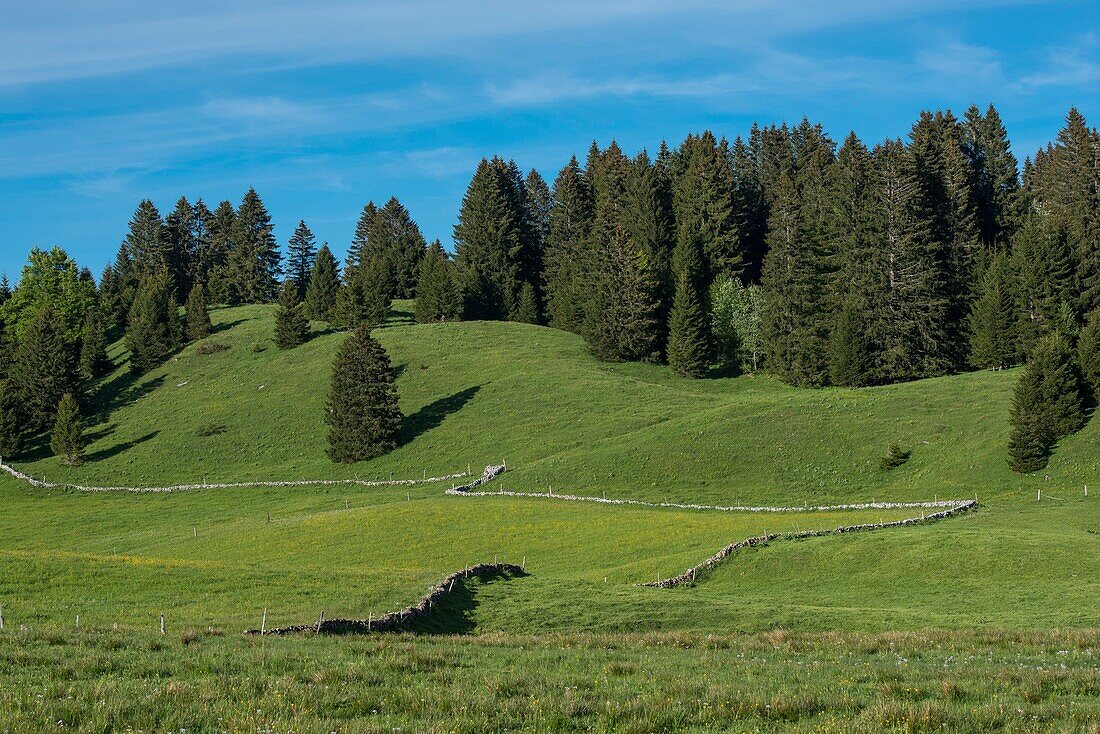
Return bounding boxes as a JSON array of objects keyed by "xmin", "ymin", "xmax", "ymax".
[{"xmin": 1016, "ymin": 33, "xmax": 1100, "ymax": 89}]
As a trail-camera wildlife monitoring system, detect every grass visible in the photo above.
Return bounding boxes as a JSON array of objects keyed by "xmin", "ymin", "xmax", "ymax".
[
  {"xmin": 1, "ymin": 628, "xmax": 1096, "ymax": 732},
  {"xmin": 0, "ymin": 303, "xmax": 1096, "ymax": 730}
]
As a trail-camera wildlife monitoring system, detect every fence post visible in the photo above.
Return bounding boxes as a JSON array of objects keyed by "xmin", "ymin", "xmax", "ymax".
[
  {"xmin": 0, "ymin": 603, "xmax": 4, "ymax": 630},
  {"xmin": 261, "ymin": 608, "xmax": 267, "ymax": 636},
  {"xmin": 160, "ymin": 612, "xmax": 165, "ymax": 635}
]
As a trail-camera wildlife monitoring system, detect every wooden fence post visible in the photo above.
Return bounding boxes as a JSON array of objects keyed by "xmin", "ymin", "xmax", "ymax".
[
  {"xmin": 261, "ymin": 608, "xmax": 267, "ymax": 636},
  {"xmin": 160, "ymin": 612, "xmax": 165, "ymax": 635}
]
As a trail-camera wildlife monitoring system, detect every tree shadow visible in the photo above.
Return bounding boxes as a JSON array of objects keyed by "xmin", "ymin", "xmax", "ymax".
[
  {"xmin": 92, "ymin": 374, "xmax": 167, "ymax": 419},
  {"xmin": 84, "ymin": 431, "xmax": 159, "ymax": 463},
  {"xmin": 400, "ymin": 385, "xmax": 480, "ymax": 445},
  {"xmin": 404, "ymin": 566, "xmax": 529, "ymax": 634},
  {"xmin": 211, "ymin": 318, "xmax": 249, "ymax": 335}
]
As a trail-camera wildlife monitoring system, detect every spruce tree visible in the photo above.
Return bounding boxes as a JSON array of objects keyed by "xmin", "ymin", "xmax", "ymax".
[
  {"xmin": 274, "ymin": 280, "xmax": 310, "ymax": 349},
  {"xmin": 204, "ymin": 200, "xmax": 236, "ymax": 303},
  {"xmin": 369, "ymin": 198, "xmax": 427, "ymax": 299},
  {"xmin": 964, "ymin": 104, "xmax": 1021, "ymax": 250},
  {"xmin": 12, "ymin": 305, "xmax": 79, "ymax": 433},
  {"xmin": 514, "ymin": 282, "xmax": 540, "ymax": 325},
  {"xmin": 667, "ymin": 229, "xmax": 712, "ymax": 377},
  {"xmin": 347, "ymin": 201, "xmax": 378, "ymax": 272},
  {"xmin": 164, "ymin": 196, "xmax": 196, "ymax": 299},
  {"xmin": 326, "ymin": 326, "xmax": 404, "ymax": 462},
  {"xmin": 1007, "ymin": 333, "xmax": 1086, "ymax": 472},
  {"xmin": 50, "ymin": 393, "xmax": 85, "ymax": 465},
  {"xmin": 414, "ymin": 241, "xmax": 461, "ymax": 323},
  {"xmin": 672, "ymin": 131, "xmax": 742, "ymax": 279},
  {"xmin": 286, "ymin": 220, "xmax": 318, "ymax": 299},
  {"xmin": 126, "ymin": 199, "xmax": 169, "ymax": 278},
  {"xmin": 126, "ymin": 270, "xmax": 179, "ymax": 374},
  {"xmin": 185, "ymin": 283, "xmax": 212, "ymax": 341},
  {"xmin": 1013, "ymin": 211, "xmax": 1076, "ymax": 355},
  {"xmin": 543, "ymin": 156, "xmax": 595, "ymax": 332},
  {"xmin": 1078, "ymin": 309, "xmax": 1100, "ymax": 398},
  {"xmin": 226, "ymin": 188, "xmax": 280, "ymax": 304},
  {"xmin": 583, "ymin": 225, "xmax": 662, "ymax": 362},
  {"xmin": 79, "ymin": 307, "xmax": 110, "ymax": 380},
  {"xmin": 828, "ymin": 297, "xmax": 874, "ymax": 387},
  {"xmin": 967, "ymin": 253, "xmax": 1018, "ymax": 369},
  {"xmin": 0, "ymin": 379, "xmax": 23, "ymax": 459},
  {"xmin": 335, "ymin": 257, "xmax": 391, "ymax": 329},
  {"xmin": 304, "ymin": 244, "xmax": 340, "ymax": 322},
  {"xmin": 0, "ymin": 275, "xmax": 10, "ymax": 307}
]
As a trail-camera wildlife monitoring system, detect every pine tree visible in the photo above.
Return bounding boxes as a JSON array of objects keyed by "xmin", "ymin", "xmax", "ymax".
[
  {"xmin": 828, "ymin": 297, "xmax": 874, "ymax": 387},
  {"xmin": 326, "ymin": 326, "xmax": 404, "ymax": 462},
  {"xmin": 0, "ymin": 379, "xmax": 23, "ymax": 459},
  {"xmin": 667, "ymin": 229, "xmax": 712, "ymax": 377},
  {"xmin": 543, "ymin": 156, "xmax": 595, "ymax": 332},
  {"xmin": 414, "ymin": 241, "xmax": 461, "ymax": 323},
  {"xmin": 203, "ymin": 200, "xmax": 236, "ymax": 302},
  {"xmin": 304, "ymin": 244, "xmax": 340, "ymax": 322},
  {"xmin": 78, "ymin": 307, "xmax": 110, "ymax": 380},
  {"xmin": 0, "ymin": 275, "xmax": 10, "ymax": 307},
  {"xmin": 126, "ymin": 270, "xmax": 179, "ymax": 374},
  {"xmin": 964, "ymin": 104, "xmax": 1021, "ymax": 251},
  {"xmin": 12, "ymin": 305, "xmax": 79, "ymax": 433},
  {"xmin": 1078, "ymin": 309, "xmax": 1100, "ymax": 398},
  {"xmin": 50, "ymin": 393, "xmax": 85, "ymax": 465},
  {"xmin": 514, "ymin": 282, "xmax": 540, "ymax": 325},
  {"xmin": 274, "ymin": 280, "xmax": 310, "ymax": 349},
  {"xmin": 967, "ymin": 253, "xmax": 1018, "ymax": 369},
  {"xmin": 185, "ymin": 283, "xmax": 212, "ymax": 341},
  {"xmin": 286, "ymin": 220, "xmax": 318, "ymax": 299},
  {"xmin": 525, "ymin": 169, "xmax": 552, "ymax": 276},
  {"xmin": 623, "ymin": 151, "xmax": 675, "ymax": 354},
  {"xmin": 672, "ymin": 131, "xmax": 742, "ymax": 279},
  {"xmin": 226, "ymin": 188, "xmax": 280, "ymax": 304},
  {"xmin": 335, "ymin": 257, "xmax": 391, "ymax": 329},
  {"xmin": 1007, "ymin": 333, "xmax": 1086, "ymax": 472},
  {"xmin": 369, "ymin": 198, "xmax": 427, "ymax": 299},
  {"xmin": 1013, "ymin": 210, "xmax": 1076, "ymax": 355}
]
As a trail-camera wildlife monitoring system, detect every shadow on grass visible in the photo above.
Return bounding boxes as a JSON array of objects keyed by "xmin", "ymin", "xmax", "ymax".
[
  {"xmin": 84, "ymin": 431, "xmax": 159, "ymax": 463},
  {"xmin": 403, "ymin": 566, "xmax": 529, "ymax": 634},
  {"xmin": 400, "ymin": 385, "xmax": 480, "ymax": 445},
  {"xmin": 92, "ymin": 374, "xmax": 166, "ymax": 420},
  {"xmin": 211, "ymin": 318, "xmax": 249, "ymax": 335}
]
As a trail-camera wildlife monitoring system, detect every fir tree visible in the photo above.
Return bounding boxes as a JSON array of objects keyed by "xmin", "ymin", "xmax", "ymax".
[
  {"xmin": 126, "ymin": 199, "xmax": 169, "ymax": 278},
  {"xmin": 185, "ymin": 283, "xmax": 212, "ymax": 341},
  {"xmin": 369, "ymin": 198, "xmax": 428, "ymax": 299},
  {"xmin": 304, "ymin": 244, "xmax": 340, "ymax": 322},
  {"xmin": 335, "ymin": 257, "xmax": 391, "ymax": 329},
  {"xmin": 12, "ymin": 305, "xmax": 79, "ymax": 433},
  {"xmin": 964, "ymin": 104, "xmax": 1021, "ymax": 251},
  {"xmin": 226, "ymin": 188, "xmax": 280, "ymax": 304},
  {"xmin": 97, "ymin": 264, "xmax": 126, "ymax": 331},
  {"xmin": 203, "ymin": 200, "xmax": 236, "ymax": 303},
  {"xmin": 672, "ymin": 131, "xmax": 742, "ymax": 279},
  {"xmin": 347, "ymin": 202, "xmax": 378, "ymax": 272},
  {"xmin": 667, "ymin": 229, "xmax": 712, "ymax": 377},
  {"xmin": 967, "ymin": 253, "xmax": 1018, "ymax": 369},
  {"xmin": 274, "ymin": 280, "xmax": 310, "ymax": 349},
  {"xmin": 0, "ymin": 379, "xmax": 23, "ymax": 459},
  {"xmin": 583, "ymin": 225, "xmax": 663, "ymax": 362},
  {"xmin": 1013, "ymin": 211, "xmax": 1076, "ymax": 355},
  {"xmin": 126, "ymin": 270, "xmax": 179, "ymax": 374},
  {"xmin": 50, "ymin": 393, "xmax": 85, "ymax": 465},
  {"xmin": 0, "ymin": 275, "xmax": 10, "ymax": 307},
  {"xmin": 414, "ymin": 241, "xmax": 461, "ymax": 323},
  {"xmin": 163, "ymin": 196, "xmax": 196, "ymax": 298},
  {"xmin": 286, "ymin": 220, "xmax": 318, "ymax": 299},
  {"xmin": 514, "ymin": 282, "xmax": 541, "ymax": 325},
  {"xmin": 326, "ymin": 326, "xmax": 404, "ymax": 462},
  {"xmin": 828, "ymin": 297, "xmax": 874, "ymax": 387},
  {"xmin": 1078, "ymin": 309, "xmax": 1100, "ymax": 398},
  {"xmin": 78, "ymin": 307, "xmax": 110, "ymax": 380},
  {"xmin": 543, "ymin": 156, "xmax": 595, "ymax": 332},
  {"xmin": 1007, "ymin": 333, "xmax": 1086, "ymax": 473}
]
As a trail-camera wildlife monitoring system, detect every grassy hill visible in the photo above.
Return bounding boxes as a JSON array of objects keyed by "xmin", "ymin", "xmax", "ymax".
[{"xmin": 1, "ymin": 303, "xmax": 1097, "ymax": 731}]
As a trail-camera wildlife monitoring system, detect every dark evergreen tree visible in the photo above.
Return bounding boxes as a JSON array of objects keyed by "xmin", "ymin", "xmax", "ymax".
[
  {"xmin": 204, "ymin": 200, "xmax": 236, "ymax": 303},
  {"xmin": 335, "ymin": 256, "xmax": 391, "ymax": 329},
  {"xmin": 369, "ymin": 198, "xmax": 427, "ymax": 299},
  {"xmin": 414, "ymin": 241, "xmax": 461, "ymax": 323},
  {"xmin": 583, "ymin": 225, "xmax": 663, "ymax": 362},
  {"xmin": 1013, "ymin": 210, "xmax": 1076, "ymax": 355},
  {"xmin": 164, "ymin": 196, "xmax": 197, "ymax": 298},
  {"xmin": 0, "ymin": 275, "xmax": 10, "ymax": 307},
  {"xmin": 525, "ymin": 169, "xmax": 552, "ymax": 273},
  {"xmin": 226, "ymin": 188, "xmax": 280, "ymax": 303},
  {"xmin": 0, "ymin": 322, "xmax": 24, "ymax": 458},
  {"xmin": 326, "ymin": 326, "xmax": 404, "ymax": 463},
  {"xmin": 543, "ymin": 156, "xmax": 595, "ymax": 332},
  {"xmin": 97, "ymin": 264, "xmax": 126, "ymax": 331},
  {"xmin": 672, "ymin": 131, "xmax": 742, "ymax": 279},
  {"xmin": 1007, "ymin": 333, "xmax": 1086, "ymax": 472},
  {"xmin": 50, "ymin": 393, "xmax": 85, "ymax": 465},
  {"xmin": 828, "ymin": 297, "xmax": 874, "ymax": 387},
  {"xmin": 12, "ymin": 305, "xmax": 79, "ymax": 433},
  {"xmin": 304, "ymin": 244, "xmax": 340, "ymax": 322},
  {"xmin": 667, "ymin": 229, "xmax": 712, "ymax": 377},
  {"xmin": 78, "ymin": 307, "xmax": 110, "ymax": 380},
  {"xmin": 185, "ymin": 283, "xmax": 212, "ymax": 342},
  {"xmin": 967, "ymin": 253, "xmax": 1018, "ymax": 369},
  {"xmin": 126, "ymin": 270, "xmax": 179, "ymax": 374},
  {"xmin": 274, "ymin": 280, "xmax": 310, "ymax": 349},
  {"xmin": 286, "ymin": 220, "xmax": 318, "ymax": 299},
  {"xmin": 347, "ymin": 201, "xmax": 378, "ymax": 273},
  {"xmin": 1078, "ymin": 309, "xmax": 1100, "ymax": 398},
  {"xmin": 126, "ymin": 199, "xmax": 169, "ymax": 278},
  {"xmin": 514, "ymin": 282, "xmax": 540, "ymax": 325},
  {"xmin": 964, "ymin": 104, "xmax": 1021, "ymax": 251},
  {"xmin": 623, "ymin": 151, "xmax": 675, "ymax": 354}
]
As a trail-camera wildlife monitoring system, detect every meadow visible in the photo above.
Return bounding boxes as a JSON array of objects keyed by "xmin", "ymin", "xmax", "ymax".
[{"xmin": 0, "ymin": 304, "xmax": 1096, "ymax": 731}]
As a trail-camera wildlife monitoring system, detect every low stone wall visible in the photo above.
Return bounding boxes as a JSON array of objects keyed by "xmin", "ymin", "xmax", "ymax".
[
  {"xmin": 641, "ymin": 500, "xmax": 978, "ymax": 588},
  {"xmin": 0, "ymin": 459, "xmax": 473, "ymax": 494},
  {"xmin": 248, "ymin": 562, "xmax": 524, "ymax": 636}
]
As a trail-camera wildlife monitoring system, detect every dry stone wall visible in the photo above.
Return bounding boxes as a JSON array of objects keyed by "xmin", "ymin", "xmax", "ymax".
[
  {"xmin": 0, "ymin": 459, "xmax": 472, "ymax": 494},
  {"xmin": 641, "ymin": 500, "xmax": 978, "ymax": 588}
]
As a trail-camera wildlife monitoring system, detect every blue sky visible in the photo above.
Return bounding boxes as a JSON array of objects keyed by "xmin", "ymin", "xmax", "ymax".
[{"xmin": 2, "ymin": 0, "xmax": 1099, "ymax": 281}]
